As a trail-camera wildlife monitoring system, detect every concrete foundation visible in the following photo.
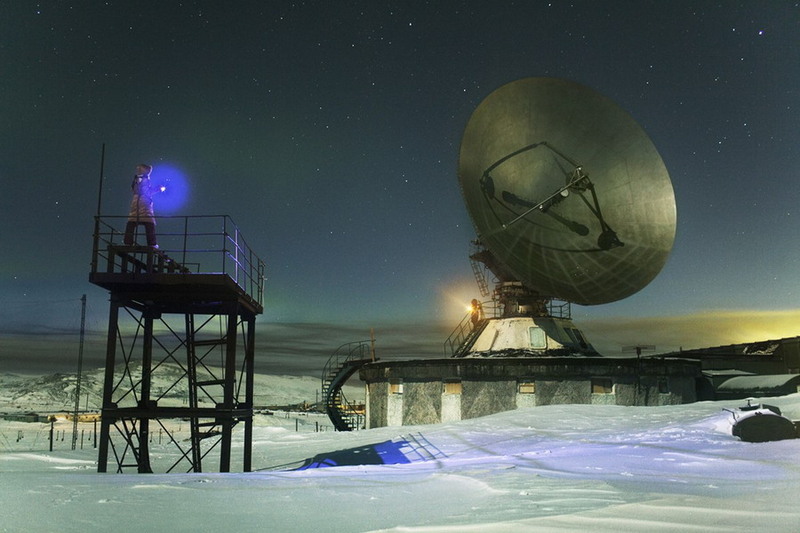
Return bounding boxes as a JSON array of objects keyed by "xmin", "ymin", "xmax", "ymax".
[{"xmin": 360, "ymin": 356, "xmax": 700, "ymax": 429}]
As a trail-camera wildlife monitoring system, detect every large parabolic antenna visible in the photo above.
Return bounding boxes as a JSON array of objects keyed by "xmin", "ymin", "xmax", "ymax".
[{"xmin": 459, "ymin": 78, "xmax": 676, "ymax": 305}]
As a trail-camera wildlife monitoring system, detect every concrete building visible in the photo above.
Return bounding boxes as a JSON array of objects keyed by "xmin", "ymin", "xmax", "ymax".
[
  {"xmin": 360, "ymin": 356, "xmax": 700, "ymax": 429},
  {"xmin": 663, "ymin": 337, "xmax": 800, "ymax": 375},
  {"xmin": 660, "ymin": 337, "xmax": 800, "ymax": 400}
]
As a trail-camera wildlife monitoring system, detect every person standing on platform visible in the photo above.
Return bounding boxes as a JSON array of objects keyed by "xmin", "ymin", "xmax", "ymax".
[{"xmin": 123, "ymin": 163, "xmax": 161, "ymax": 247}]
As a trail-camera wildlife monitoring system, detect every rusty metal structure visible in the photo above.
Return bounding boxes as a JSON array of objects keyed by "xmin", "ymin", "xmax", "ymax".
[{"xmin": 89, "ymin": 215, "xmax": 265, "ymax": 473}]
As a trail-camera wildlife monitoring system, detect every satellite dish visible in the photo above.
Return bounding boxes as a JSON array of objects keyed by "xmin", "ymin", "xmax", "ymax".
[{"xmin": 459, "ymin": 78, "xmax": 676, "ymax": 305}]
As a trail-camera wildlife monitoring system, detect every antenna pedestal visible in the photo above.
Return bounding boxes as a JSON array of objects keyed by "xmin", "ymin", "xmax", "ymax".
[{"xmin": 494, "ymin": 281, "xmax": 550, "ymax": 318}]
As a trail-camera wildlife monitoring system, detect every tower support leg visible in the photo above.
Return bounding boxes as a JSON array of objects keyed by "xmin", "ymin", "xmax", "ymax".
[
  {"xmin": 243, "ymin": 315, "xmax": 255, "ymax": 472},
  {"xmin": 98, "ymin": 299, "xmax": 120, "ymax": 473},
  {"xmin": 137, "ymin": 313, "xmax": 154, "ymax": 473}
]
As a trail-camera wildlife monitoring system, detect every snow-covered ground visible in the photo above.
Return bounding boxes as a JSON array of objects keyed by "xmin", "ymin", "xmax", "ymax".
[{"xmin": 2, "ymin": 373, "xmax": 800, "ymax": 532}]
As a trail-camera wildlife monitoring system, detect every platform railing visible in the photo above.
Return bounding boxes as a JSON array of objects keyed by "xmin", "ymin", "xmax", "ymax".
[{"xmin": 91, "ymin": 215, "xmax": 266, "ymax": 308}]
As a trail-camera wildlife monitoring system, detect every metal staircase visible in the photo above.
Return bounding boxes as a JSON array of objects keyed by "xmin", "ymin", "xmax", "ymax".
[
  {"xmin": 469, "ymin": 240, "xmax": 493, "ymax": 298},
  {"xmin": 321, "ymin": 341, "xmax": 374, "ymax": 431}
]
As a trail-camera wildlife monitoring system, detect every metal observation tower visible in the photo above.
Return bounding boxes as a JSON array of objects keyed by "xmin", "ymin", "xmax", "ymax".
[{"xmin": 89, "ymin": 215, "xmax": 265, "ymax": 473}]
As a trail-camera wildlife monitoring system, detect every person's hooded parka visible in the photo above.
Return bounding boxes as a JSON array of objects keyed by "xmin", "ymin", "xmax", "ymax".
[{"xmin": 128, "ymin": 175, "xmax": 157, "ymax": 225}]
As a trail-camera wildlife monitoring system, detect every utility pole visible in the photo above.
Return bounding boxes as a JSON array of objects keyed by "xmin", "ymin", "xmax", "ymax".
[
  {"xmin": 72, "ymin": 294, "xmax": 86, "ymax": 450},
  {"xmin": 623, "ymin": 344, "xmax": 655, "ymax": 406}
]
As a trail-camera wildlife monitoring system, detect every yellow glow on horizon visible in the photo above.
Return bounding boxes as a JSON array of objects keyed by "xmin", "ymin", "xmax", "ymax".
[{"xmin": 580, "ymin": 309, "xmax": 800, "ymax": 354}]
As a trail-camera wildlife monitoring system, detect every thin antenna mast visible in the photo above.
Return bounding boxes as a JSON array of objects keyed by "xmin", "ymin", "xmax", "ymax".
[
  {"xmin": 71, "ymin": 294, "xmax": 87, "ymax": 450},
  {"xmin": 96, "ymin": 143, "xmax": 106, "ymax": 216}
]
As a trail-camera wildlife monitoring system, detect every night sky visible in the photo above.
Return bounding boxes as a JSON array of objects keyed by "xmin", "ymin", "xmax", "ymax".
[{"xmin": 2, "ymin": 1, "xmax": 799, "ymax": 374}]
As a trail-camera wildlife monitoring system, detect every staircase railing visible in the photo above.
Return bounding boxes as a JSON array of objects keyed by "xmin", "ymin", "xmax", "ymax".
[
  {"xmin": 443, "ymin": 300, "xmax": 496, "ymax": 357},
  {"xmin": 443, "ymin": 313, "xmax": 474, "ymax": 357}
]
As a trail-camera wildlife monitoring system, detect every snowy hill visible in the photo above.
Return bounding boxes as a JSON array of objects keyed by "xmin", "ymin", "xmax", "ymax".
[{"xmin": 0, "ymin": 367, "xmax": 363, "ymax": 414}]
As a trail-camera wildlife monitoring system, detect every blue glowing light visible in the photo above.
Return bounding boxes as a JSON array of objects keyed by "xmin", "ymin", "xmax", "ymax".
[{"xmin": 151, "ymin": 163, "xmax": 189, "ymax": 213}]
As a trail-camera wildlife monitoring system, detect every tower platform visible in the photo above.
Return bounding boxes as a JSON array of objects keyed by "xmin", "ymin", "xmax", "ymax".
[{"xmin": 90, "ymin": 215, "xmax": 264, "ymax": 314}]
